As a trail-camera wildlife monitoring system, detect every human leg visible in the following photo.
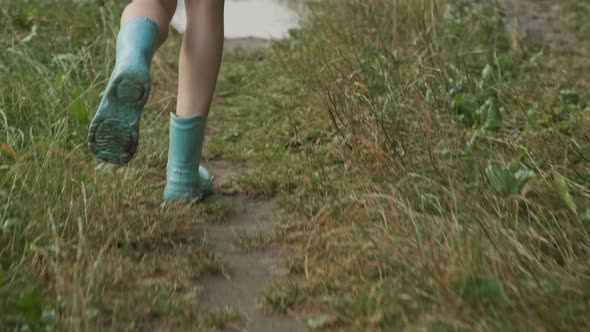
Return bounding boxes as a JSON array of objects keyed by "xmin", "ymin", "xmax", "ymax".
[
  {"xmin": 164, "ymin": 0, "xmax": 225, "ymax": 202},
  {"xmin": 176, "ymin": 0, "xmax": 225, "ymax": 118},
  {"xmin": 88, "ymin": 0, "xmax": 177, "ymax": 164}
]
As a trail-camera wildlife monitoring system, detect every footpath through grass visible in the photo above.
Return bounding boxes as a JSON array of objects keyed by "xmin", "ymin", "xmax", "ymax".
[{"xmin": 2, "ymin": 0, "xmax": 590, "ymax": 331}]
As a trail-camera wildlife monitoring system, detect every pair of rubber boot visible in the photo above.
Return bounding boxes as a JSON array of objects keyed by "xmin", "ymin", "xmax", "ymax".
[{"xmin": 88, "ymin": 17, "xmax": 211, "ymax": 202}]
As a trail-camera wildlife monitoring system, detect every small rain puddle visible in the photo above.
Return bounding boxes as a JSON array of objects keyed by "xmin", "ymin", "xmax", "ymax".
[{"xmin": 172, "ymin": 0, "xmax": 302, "ymax": 51}]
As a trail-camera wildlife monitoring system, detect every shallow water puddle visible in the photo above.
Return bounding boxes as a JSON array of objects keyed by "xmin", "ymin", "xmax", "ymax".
[
  {"xmin": 197, "ymin": 161, "xmax": 306, "ymax": 332},
  {"xmin": 172, "ymin": 0, "xmax": 301, "ymax": 39}
]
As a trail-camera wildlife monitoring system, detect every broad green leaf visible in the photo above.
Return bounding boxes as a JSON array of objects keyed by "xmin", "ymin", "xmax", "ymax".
[
  {"xmin": 451, "ymin": 274, "xmax": 503, "ymax": 302},
  {"xmin": 553, "ymin": 171, "xmax": 577, "ymax": 214},
  {"xmin": 477, "ymin": 98, "xmax": 502, "ymax": 131},
  {"xmin": 486, "ymin": 106, "xmax": 503, "ymax": 131},
  {"xmin": 486, "ymin": 163, "xmax": 533, "ymax": 196},
  {"xmin": 560, "ymin": 89, "xmax": 580, "ymax": 106}
]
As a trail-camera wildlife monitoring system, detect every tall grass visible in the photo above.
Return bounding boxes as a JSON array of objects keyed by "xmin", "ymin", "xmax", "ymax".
[
  {"xmin": 2, "ymin": 0, "xmax": 590, "ymax": 330},
  {"xmin": 1, "ymin": 1, "xmax": 220, "ymax": 330},
  {"xmin": 265, "ymin": 0, "xmax": 590, "ymax": 330}
]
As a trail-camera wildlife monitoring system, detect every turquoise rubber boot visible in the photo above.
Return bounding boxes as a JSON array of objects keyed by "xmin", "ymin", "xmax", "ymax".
[
  {"xmin": 164, "ymin": 113, "xmax": 213, "ymax": 202},
  {"xmin": 88, "ymin": 17, "xmax": 159, "ymax": 164}
]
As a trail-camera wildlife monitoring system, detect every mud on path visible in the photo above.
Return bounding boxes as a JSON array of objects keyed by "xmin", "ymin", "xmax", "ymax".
[
  {"xmin": 495, "ymin": 0, "xmax": 583, "ymax": 52},
  {"xmin": 197, "ymin": 160, "xmax": 305, "ymax": 332}
]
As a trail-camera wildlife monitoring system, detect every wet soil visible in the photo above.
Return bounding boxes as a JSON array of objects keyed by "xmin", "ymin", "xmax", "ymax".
[{"xmin": 198, "ymin": 160, "xmax": 305, "ymax": 332}]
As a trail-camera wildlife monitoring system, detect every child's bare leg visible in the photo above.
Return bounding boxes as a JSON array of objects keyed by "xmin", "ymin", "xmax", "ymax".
[
  {"xmin": 163, "ymin": 0, "xmax": 225, "ymax": 202},
  {"xmin": 176, "ymin": 0, "xmax": 225, "ymax": 118},
  {"xmin": 121, "ymin": 0, "xmax": 178, "ymax": 46},
  {"xmin": 88, "ymin": 0, "xmax": 177, "ymax": 164}
]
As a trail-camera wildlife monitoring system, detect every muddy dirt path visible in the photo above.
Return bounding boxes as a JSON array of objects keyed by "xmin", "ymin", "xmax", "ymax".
[
  {"xmin": 495, "ymin": 0, "xmax": 582, "ymax": 52},
  {"xmin": 198, "ymin": 161, "xmax": 305, "ymax": 332}
]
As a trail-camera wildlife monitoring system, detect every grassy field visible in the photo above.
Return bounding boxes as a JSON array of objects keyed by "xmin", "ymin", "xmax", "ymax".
[
  {"xmin": 0, "ymin": 1, "xmax": 237, "ymax": 330},
  {"xmin": 2, "ymin": 0, "xmax": 590, "ymax": 331}
]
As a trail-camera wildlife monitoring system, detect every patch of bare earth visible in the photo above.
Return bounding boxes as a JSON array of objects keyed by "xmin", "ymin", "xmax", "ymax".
[
  {"xmin": 495, "ymin": 0, "xmax": 583, "ymax": 53},
  {"xmin": 198, "ymin": 160, "xmax": 305, "ymax": 332}
]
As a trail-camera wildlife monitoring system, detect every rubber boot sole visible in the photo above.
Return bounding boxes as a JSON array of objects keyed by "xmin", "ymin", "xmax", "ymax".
[{"xmin": 88, "ymin": 67, "xmax": 150, "ymax": 164}]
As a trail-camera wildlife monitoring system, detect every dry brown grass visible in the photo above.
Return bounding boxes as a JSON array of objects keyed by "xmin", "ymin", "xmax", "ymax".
[
  {"xmin": 0, "ymin": 1, "xmax": 228, "ymax": 330},
  {"xmin": 2, "ymin": 0, "xmax": 590, "ymax": 331},
  {"xmin": 259, "ymin": 0, "xmax": 590, "ymax": 330}
]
